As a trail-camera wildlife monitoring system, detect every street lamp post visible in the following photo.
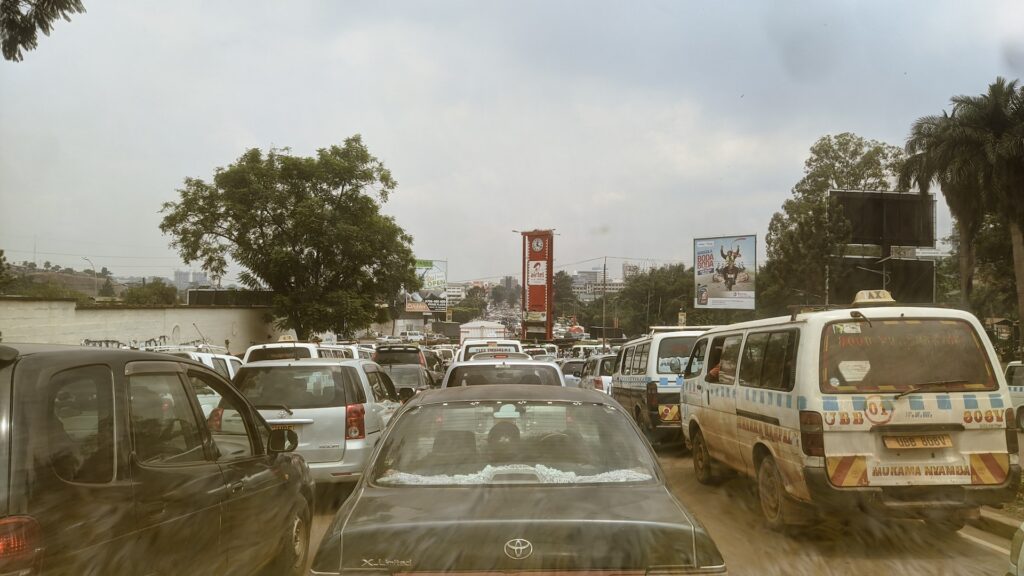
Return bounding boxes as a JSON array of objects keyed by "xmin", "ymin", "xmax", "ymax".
[{"xmin": 82, "ymin": 256, "xmax": 98, "ymax": 297}]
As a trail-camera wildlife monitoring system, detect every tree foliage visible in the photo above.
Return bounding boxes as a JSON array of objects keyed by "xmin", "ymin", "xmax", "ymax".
[
  {"xmin": 123, "ymin": 279, "xmax": 177, "ymax": 306},
  {"xmin": 759, "ymin": 133, "xmax": 905, "ymax": 315},
  {"xmin": 552, "ymin": 270, "xmax": 579, "ymax": 320},
  {"xmin": 0, "ymin": 249, "xmax": 12, "ymax": 292},
  {"xmin": 1, "ymin": 0, "xmax": 85, "ymax": 62},
  {"xmin": 161, "ymin": 136, "xmax": 418, "ymax": 339}
]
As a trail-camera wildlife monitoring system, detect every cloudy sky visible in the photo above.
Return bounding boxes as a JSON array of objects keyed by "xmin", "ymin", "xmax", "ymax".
[{"xmin": 2, "ymin": 1, "xmax": 1023, "ymax": 284}]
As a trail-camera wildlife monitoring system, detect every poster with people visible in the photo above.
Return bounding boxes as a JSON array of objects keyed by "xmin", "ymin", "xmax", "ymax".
[{"xmin": 694, "ymin": 235, "xmax": 756, "ymax": 309}]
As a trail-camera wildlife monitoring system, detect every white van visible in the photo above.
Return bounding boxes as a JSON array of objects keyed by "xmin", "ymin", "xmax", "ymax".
[
  {"xmin": 679, "ymin": 291, "xmax": 1019, "ymax": 531},
  {"xmin": 242, "ymin": 342, "xmax": 358, "ymax": 363},
  {"xmin": 456, "ymin": 339, "xmax": 523, "ymax": 362},
  {"xmin": 610, "ymin": 328, "xmax": 714, "ymax": 442}
]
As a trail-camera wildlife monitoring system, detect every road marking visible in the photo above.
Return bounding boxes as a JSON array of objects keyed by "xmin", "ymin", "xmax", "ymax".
[{"xmin": 959, "ymin": 530, "xmax": 1010, "ymax": 556}]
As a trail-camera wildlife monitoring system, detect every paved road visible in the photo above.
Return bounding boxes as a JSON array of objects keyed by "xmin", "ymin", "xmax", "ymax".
[
  {"xmin": 307, "ymin": 452, "xmax": 1011, "ymax": 575},
  {"xmin": 658, "ymin": 447, "xmax": 1009, "ymax": 576}
]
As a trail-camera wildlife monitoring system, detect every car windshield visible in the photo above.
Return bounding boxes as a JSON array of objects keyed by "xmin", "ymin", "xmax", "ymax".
[
  {"xmin": 372, "ymin": 401, "xmax": 657, "ymax": 486},
  {"xmin": 657, "ymin": 336, "xmax": 698, "ymax": 374},
  {"xmin": 820, "ymin": 319, "xmax": 997, "ymax": 393},
  {"xmin": 234, "ymin": 365, "xmax": 350, "ymax": 408},
  {"xmin": 381, "ymin": 365, "xmax": 424, "ymax": 388},
  {"xmin": 447, "ymin": 364, "xmax": 561, "ymax": 386},
  {"xmin": 246, "ymin": 347, "xmax": 312, "ymax": 362}
]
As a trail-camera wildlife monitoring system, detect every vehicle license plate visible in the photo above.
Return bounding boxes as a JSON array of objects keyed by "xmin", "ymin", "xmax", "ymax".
[
  {"xmin": 883, "ymin": 434, "xmax": 952, "ymax": 449},
  {"xmin": 271, "ymin": 424, "xmax": 295, "ymax": 431}
]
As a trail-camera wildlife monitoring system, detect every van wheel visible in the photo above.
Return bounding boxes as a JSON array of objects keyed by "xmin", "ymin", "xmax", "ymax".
[
  {"xmin": 757, "ymin": 456, "xmax": 787, "ymax": 531},
  {"xmin": 635, "ymin": 407, "xmax": 654, "ymax": 444},
  {"xmin": 263, "ymin": 500, "xmax": 311, "ymax": 576},
  {"xmin": 691, "ymin": 429, "xmax": 719, "ymax": 485}
]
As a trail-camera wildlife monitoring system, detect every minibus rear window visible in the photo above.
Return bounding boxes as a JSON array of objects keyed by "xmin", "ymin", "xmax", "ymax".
[{"xmin": 820, "ymin": 318, "xmax": 996, "ymax": 394}]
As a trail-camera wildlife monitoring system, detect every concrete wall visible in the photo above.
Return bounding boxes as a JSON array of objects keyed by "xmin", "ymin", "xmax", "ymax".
[{"xmin": 0, "ymin": 297, "xmax": 284, "ymax": 356}]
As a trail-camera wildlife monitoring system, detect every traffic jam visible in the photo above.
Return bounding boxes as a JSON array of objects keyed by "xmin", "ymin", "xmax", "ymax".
[{"xmin": 3, "ymin": 260, "xmax": 1023, "ymax": 575}]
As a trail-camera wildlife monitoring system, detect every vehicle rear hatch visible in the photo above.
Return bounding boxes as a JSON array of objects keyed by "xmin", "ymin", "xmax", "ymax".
[
  {"xmin": 234, "ymin": 363, "xmax": 351, "ymax": 463},
  {"xmin": 817, "ymin": 318, "xmax": 1011, "ymax": 490}
]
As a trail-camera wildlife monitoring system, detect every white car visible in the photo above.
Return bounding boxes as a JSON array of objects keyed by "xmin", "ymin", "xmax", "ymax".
[
  {"xmin": 580, "ymin": 353, "xmax": 617, "ymax": 394},
  {"xmin": 441, "ymin": 359, "xmax": 565, "ymax": 388},
  {"xmin": 559, "ymin": 359, "xmax": 586, "ymax": 388},
  {"xmin": 233, "ymin": 358, "xmax": 402, "ymax": 484}
]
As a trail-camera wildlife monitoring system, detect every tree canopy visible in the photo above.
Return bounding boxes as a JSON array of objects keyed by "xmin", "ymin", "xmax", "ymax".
[
  {"xmin": 758, "ymin": 133, "xmax": 905, "ymax": 315},
  {"xmin": 1, "ymin": 0, "xmax": 85, "ymax": 62},
  {"xmin": 123, "ymin": 279, "xmax": 177, "ymax": 306},
  {"xmin": 160, "ymin": 136, "xmax": 419, "ymax": 339}
]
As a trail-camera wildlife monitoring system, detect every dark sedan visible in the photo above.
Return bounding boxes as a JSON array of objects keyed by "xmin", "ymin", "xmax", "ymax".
[{"xmin": 310, "ymin": 385, "xmax": 726, "ymax": 574}]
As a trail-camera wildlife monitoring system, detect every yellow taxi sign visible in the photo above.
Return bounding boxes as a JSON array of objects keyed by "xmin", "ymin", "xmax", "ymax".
[{"xmin": 851, "ymin": 289, "xmax": 895, "ymax": 307}]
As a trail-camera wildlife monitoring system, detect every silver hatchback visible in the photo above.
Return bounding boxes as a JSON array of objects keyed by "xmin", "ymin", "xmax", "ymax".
[{"xmin": 234, "ymin": 358, "xmax": 402, "ymax": 484}]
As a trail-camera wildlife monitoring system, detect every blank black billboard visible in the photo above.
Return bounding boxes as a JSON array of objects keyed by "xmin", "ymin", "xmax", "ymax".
[
  {"xmin": 832, "ymin": 259, "xmax": 935, "ymax": 304},
  {"xmin": 830, "ymin": 190, "xmax": 935, "ymax": 247}
]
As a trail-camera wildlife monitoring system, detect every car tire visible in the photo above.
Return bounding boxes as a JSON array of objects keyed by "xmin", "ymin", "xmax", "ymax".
[
  {"xmin": 263, "ymin": 500, "xmax": 311, "ymax": 576},
  {"xmin": 757, "ymin": 456, "xmax": 787, "ymax": 531},
  {"xmin": 691, "ymin": 429, "xmax": 720, "ymax": 485}
]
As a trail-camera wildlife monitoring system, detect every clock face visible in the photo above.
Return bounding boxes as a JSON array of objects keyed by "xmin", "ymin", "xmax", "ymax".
[{"xmin": 531, "ymin": 238, "xmax": 544, "ymax": 252}]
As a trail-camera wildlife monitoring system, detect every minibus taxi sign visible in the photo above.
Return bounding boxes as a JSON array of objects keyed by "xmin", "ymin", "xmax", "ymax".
[{"xmin": 852, "ymin": 289, "xmax": 895, "ymax": 306}]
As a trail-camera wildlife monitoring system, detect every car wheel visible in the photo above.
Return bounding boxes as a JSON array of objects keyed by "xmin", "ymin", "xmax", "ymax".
[
  {"xmin": 691, "ymin": 429, "xmax": 719, "ymax": 485},
  {"xmin": 757, "ymin": 456, "xmax": 787, "ymax": 530},
  {"xmin": 263, "ymin": 500, "xmax": 311, "ymax": 576}
]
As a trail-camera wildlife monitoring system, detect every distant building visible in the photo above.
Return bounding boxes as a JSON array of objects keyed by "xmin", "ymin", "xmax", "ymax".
[
  {"xmin": 173, "ymin": 270, "xmax": 191, "ymax": 290},
  {"xmin": 622, "ymin": 263, "xmax": 640, "ymax": 280},
  {"xmin": 446, "ymin": 284, "xmax": 466, "ymax": 304},
  {"xmin": 502, "ymin": 275, "xmax": 515, "ymax": 291}
]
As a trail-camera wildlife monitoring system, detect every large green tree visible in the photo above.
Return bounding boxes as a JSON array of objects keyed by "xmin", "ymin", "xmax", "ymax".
[
  {"xmin": 123, "ymin": 279, "xmax": 177, "ymax": 306},
  {"xmin": 0, "ymin": 0, "xmax": 85, "ymax": 61},
  {"xmin": 759, "ymin": 133, "xmax": 905, "ymax": 315},
  {"xmin": 160, "ymin": 136, "xmax": 419, "ymax": 339},
  {"xmin": 552, "ymin": 270, "xmax": 579, "ymax": 320}
]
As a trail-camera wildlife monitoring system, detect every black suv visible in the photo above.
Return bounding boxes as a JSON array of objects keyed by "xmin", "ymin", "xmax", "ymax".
[{"xmin": 0, "ymin": 344, "xmax": 314, "ymax": 575}]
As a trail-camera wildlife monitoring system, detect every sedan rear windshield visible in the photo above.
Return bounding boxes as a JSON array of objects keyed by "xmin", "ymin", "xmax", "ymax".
[
  {"xmin": 381, "ymin": 365, "xmax": 425, "ymax": 388},
  {"xmin": 447, "ymin": 364, "xmax": 561, "ymax": 386},
  {"xmin": 246, "ymin": 347, "xmax": 312, "ymax": 362},
  {"xmin": 373, "ymin": 401, "xmax": 657, "ymax": 486},
  {"xmin": 820, "ymin": 318, "xmax": 996, "ymax": 394},
  {"xmin": 235, "ymin": 365, "xmax": 356, "ymax": 409}
]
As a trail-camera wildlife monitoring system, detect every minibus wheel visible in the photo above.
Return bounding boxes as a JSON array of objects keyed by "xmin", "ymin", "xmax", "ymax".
[
  {"xmin": 757, "ymin": 456, "xmax": 786, "ymax": 530},
  {"xmin": 691, "ymin": 429, "xmax": 720, "ymax": 485}
]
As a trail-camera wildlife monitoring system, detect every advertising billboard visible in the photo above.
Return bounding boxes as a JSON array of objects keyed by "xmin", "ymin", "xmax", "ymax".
[
  {"xmin": 405, "ymin": 259, "xmax": 448, "ymax": 313},
  {"xmin": 521, "ymin": 230, "xmax": 554, "ymax": 339},
  {"xmin": 694, "ymin": 235, "xmax": 756, "ymax": 310}
]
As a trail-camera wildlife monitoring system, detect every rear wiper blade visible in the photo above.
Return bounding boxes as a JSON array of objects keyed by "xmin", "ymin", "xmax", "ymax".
[
  {"xmin": 255, "ymin": 403, "xmax": 293, "ymax": 415},
  {"xmin": 894, "ymin": 380, "xmax": 969, "ymax": 400}
]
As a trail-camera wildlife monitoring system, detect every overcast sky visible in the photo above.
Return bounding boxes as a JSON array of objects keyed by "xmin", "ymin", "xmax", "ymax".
[{"xmin": 2, "ymin": 1, "xmax": 1023, "ymax": 285}]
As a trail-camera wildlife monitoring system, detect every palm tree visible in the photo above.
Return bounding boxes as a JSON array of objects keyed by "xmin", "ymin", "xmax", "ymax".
[
  {"xmin": 945, "ymin": 78, "xmax": 1024, "ymax": 342},
  {"xmin": 900, "ymin": 111, "xmax": 989, "ymax": 309}
]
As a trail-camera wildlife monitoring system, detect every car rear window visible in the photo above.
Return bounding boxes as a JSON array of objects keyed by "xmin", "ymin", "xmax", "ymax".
[
  {"xmin": 375, "ymin": 350, "xmax": 422, "ymax": 365},
  {"xmin": 235, "ymin": 365, "xmax": 358, "ymax": 409},
  {"xmin": 1007, "ymin": 365, "xmax": 1024, "ymax": 388},
  {"xmin": 599, "ymin": 357, "xmax": 616, "ymax": 377},
  {"xmin": 657, "ymin": 336, "xmax": 698, "ymax": 374},
  {"xmin": 372, "ymin": 401, "xmax": 657, "ymax": 486},
  {"xmin": 447, "ymin": 364, "xmax": 561, "ymax": 386},
  {"xmin": 381, "ymin": 365, "xmax": 423, "ymax": 388},
  {"xmin": 49, "ymin": 364, "xmax": 116, "ymax": 483},
  {"xmin": 465, "ymin": 344, "xmax": 517, "ymax": 358},
  {"xmin": 561, "ymin": 361, "xmax": 584, "ymax": 374},
  {"xmin": 820, "ymin": 318, "xmax": 997, "ymax": 393},
  {"xmin": 246, "ymin": 347, "xmax": 313, "ymax": 362}
]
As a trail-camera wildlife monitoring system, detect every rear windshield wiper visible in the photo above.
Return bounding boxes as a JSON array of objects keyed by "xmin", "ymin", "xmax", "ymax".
[
  {"xmin": 894, "ymin": 379, "xmax": 969, "ymax": 400},
  {"xmin": 254, "ymin": 403, "xmax": 293, "ymax": 415}
]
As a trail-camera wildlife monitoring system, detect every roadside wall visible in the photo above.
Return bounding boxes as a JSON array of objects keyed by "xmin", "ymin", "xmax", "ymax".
[{"xmin": 0, "ymin": 297, "xmax": 283, "ymax": 356}]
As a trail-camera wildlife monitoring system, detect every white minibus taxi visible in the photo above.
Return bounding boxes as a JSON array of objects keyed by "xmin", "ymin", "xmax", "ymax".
[
  {"xmin": 610, "ymin": 327, "xmax": 714, "ymax": 442},
  {"xmin": 679, "ymin": 291, "xmax": 1018, "ymax": 531}
]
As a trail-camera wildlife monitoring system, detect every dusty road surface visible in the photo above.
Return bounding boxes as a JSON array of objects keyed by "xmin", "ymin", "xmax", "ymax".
[{"xmin": 307, "ymin": 451, "xmax": 1012, "ymax": 575}]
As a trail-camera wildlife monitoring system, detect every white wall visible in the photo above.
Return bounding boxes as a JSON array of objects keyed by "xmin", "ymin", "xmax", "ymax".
[{"xmin": 0, "ymin": 298, "xmax": 283, "ymax": 356}]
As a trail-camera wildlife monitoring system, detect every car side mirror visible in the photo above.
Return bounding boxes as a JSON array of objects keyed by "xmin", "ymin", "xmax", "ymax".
[
  {"xmin": 399, "ymin": 387, "xmax": 416, "ymax": 403},
  {"xmin": 268, "ymin": 428, "xmax": 298, "ymax": 454}
]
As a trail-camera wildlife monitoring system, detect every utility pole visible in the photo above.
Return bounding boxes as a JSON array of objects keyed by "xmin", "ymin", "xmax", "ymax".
[
  {"xmin": 601, "ymin": 256, "xmax": 607, "ymax": 349},
  {"xmin": 82, "ymin": 256, "xmax": 98, "ymax": 297}
]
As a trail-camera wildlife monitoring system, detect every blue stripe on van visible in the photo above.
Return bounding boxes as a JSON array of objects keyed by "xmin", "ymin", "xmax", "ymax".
[
  {"xmin": 852, "ymin": 396, "xmax": 866, "ymax": 411},
  {"xmin": 823, "ymin": 396, "xmax": 839, "ymax": 411},
  {"xmin": 908, "ymin": 396, "xmax": 924, "ymax": 411},
  {"xmin": 964, "ymin": 395, "xmax": 978, "ymax": 410},
  {"xmin": 776, "ymin": 393, "xmax": 782, "ymax": 407},
  {"xmin": 786, "ymin": 395, "xmax": 792, "ymax": 409},
  {"xmin": 798, "ymin": 396, "xmax": 808, "ymax": 410},
  {"xmin": 937, "ymin": 395, "xmax": 952, "ymax": 410},
  {"xmin": 990, "ymin": 394, "xmax": 1005, "ymax": 409}
]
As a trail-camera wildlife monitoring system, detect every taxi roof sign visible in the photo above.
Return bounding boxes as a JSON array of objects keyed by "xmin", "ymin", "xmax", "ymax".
[
  {"xmin": 278, "ymin": 334, "xmax": 297, "ymax": 342},
  {"xmin": 851, "ymin": 289, "xmax": 896, "ymax": 307}
]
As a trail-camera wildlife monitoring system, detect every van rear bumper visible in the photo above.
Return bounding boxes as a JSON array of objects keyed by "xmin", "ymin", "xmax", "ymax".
[{"xmin": 803, "ymin": 464, "xmax": 1021, "ymax": 515}]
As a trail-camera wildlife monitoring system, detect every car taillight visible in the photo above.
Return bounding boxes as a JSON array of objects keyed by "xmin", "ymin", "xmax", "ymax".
[
  {"xmin": 207, "ymin": 407, "xmax": 224, "ymax": 432},
  {"xmin": 346, "ymin": 404, "xmax": 366, "ymax": 440},
  {"xmin": 800, "ymin": 410, "xmax": 825, "ymax": 457},
  {"xmin": 419, "ymin": 354, "xmax": 426, "ymax": 366},
  {"xmin": 1006, "ymin": 408, "xmax": 1018, "ymax": 454},
  {"xmin": 372, "ymin": 352, "xmax": 378, "ymax": 361},
  {"xmin": 0, "ymin": 516, "xmax": 41, "ymax": 573},
  {"xmin": 593, "ymin": 377, "xmax": 604, "ymax": 392},
  {"xmin": 646, "ymin": 382, "xmax": 658, "ymax": 411}
]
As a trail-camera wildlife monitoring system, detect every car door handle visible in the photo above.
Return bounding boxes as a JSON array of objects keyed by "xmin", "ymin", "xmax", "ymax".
[{"xmin": 230, "ymin": 481, "xmax": 245, "ymax": 494}]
